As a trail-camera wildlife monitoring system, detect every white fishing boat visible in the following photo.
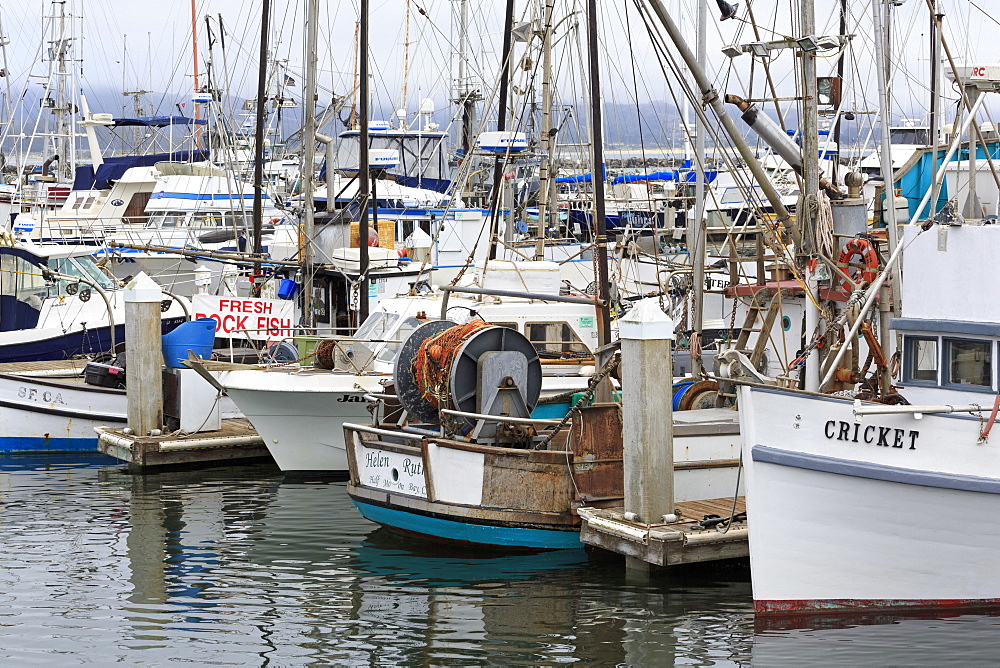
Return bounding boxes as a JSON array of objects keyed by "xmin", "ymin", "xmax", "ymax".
[
  {"xmin": 101, "ymin": 162, "xmax": 297, "ymax": 296},
  {"xmin": 213, "ymin": 262, "xmax": 602, "ymax": 474},
  {"xmin": 739, "ymin": 219, "xmax": 1000, "ymax": 614},
  {"xmin": 0, "ymin": 360, "xmax": 125, "ymax": 452},
  {"xmin": 0, "ymin": 238, "xmax": 188, "ymax": 362}
]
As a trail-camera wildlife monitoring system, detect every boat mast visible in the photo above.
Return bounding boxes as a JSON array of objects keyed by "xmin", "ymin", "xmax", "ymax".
[
  {"xmin": 350, "ymin": 23, "xmax": 359, "ymax": 129},
  {"xmin": 873, "ymin": 1, "xmax": 900, "ymax": 275},
  {"xmin": 190, "ymin": 0, "xmax": 201, "ymax": 146},
  {"xmin": 586, "ymin": 0, "xmax": 611, "ymax": 347},
  {"xmin": 251, "ymin": 0, "xmax": 271, "ymax": 297},
  {"xmin": 402, "ymin": 0, "xmax": 411, "ymax": 114},
  {"xmin": 832, "ymin": 0, "xmax": 847, "ymax": 185},
  {"xmin": 800, "ymin": 0, "xmax": 822, "ymax": 392},
  {"xmin": 872, "ymin": 0, "xmax": 902, "ymax": 397},
  {"xmin": 690, "ymin": 0, "xmax": 707, "ymax": 372},
  {"xmin": 928, "ymin": 0, "xmax": 941, "ymax": 216},
  {"xmin": 453, "ymin": 0, "xmax": 479, "ymax": 159},
  {"xmin": 534, "ymin": 0, "xmax": 556, "ymax": 260},
  {"xmin": 486, "ymin": 0, "xmax": 516, "ymax": 262},
  {"xmin": 358, "ymin": 0, "xmax": 371, "ymax": 323},
  {"xmin": 301, "ymin": 0, "xmax": 319, "ymax": 329},
  {"xmin": 47, "ymin": 0, "xmax": 75, "ymax": 183},
  {"xmin": 0, "ymin": 12, "xmax": 11, "ymax": 158}
]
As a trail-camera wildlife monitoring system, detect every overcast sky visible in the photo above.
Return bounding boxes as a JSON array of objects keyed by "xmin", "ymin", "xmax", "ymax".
[{"xmin": 0, "ymin": 1, "xmax": 996, "ymax": 138}]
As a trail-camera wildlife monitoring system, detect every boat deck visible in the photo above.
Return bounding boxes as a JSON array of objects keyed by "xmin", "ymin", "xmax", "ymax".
[
  {"xmin": 0, "ymin": 359, "xmax": 89, "ymax": 377},
  {"xmin": 578, "ymin": 496, "xmax": 748, "ymax": 566}
]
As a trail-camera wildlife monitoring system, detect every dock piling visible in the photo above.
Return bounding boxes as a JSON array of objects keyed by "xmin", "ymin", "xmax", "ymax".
[
  {"xmin": 620, "ymin": 298, "xmax": 675, "ymax": 570},
  {"xmin": 125, "ymin": 272, "xmax": 164, "ymax": 437}
]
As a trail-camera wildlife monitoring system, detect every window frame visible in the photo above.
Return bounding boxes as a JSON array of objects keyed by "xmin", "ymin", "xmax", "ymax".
[
  {"xmin": 902, "ymin": 335, "xmax": 940, "ymax": 386},
  {"xmin": 942, "ymin": 336, "xmax": 994, "ymax": 392}
]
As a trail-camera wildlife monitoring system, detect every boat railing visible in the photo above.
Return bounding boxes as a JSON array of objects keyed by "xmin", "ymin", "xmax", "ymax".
[
  {"xmin": 344, "ymin": 423, "xmax": 424, "ymax": 442},
  {"xmin": 439, "ymin": 285, "xmax": 604, "ymax": 320},
  {"xmin": 439, "ymin": 408, "xmax": 565, "ymax": 426},
  {"xmin": 852, "ymin": 400, "xmax": 995, "ymax": 418}
]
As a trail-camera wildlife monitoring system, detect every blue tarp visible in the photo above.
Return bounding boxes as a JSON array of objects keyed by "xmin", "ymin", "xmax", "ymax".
[
  {"xmin": 111, "ymin": 115, "xmax": 207, "ymax": 128},
  {"xmin": 894, "ymin": 141, "xmax": 1000, "ymax": 220},
  {"xmin": 896, "ymin": 149, "xmax": 950, "ymax": 220},
  {"xmin": 556, "ymin": 164, "xmax": 719, "ymax": 185},
  {"xmin": 555, "ymin": 164, "xmax": 607, "ymax": 184},
  {"xmin": 608, "ymin": 170, "xmax": 720, "ymax": 184},
  {"xmin": 72, "ymin": 150, "xmax": 211, "ymax": 191}
]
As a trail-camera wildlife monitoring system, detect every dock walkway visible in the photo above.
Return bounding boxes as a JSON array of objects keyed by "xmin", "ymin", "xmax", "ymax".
[
  {"xmin": 578, "ymin": 496, "xmax": 748, "ymax": 566},
  {"xmin": 97, "ymin": 419, "xmax": 270, "ymax": 470}
]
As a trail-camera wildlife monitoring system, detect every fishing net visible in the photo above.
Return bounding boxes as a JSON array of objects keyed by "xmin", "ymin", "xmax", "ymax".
[{"xmin": 410, "ymin": 320, "xmax": 491, "ymax": 411}]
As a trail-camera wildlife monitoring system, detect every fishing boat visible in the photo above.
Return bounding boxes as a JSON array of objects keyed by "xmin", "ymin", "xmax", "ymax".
[
  {"xmin": 0, "ymin": 359, "xmax": 126, "ymax": 452},
  {"xmin": 739, "ymin": 221, "xmax": 1000, "ymax": 614},
  {"xmin": 100, "ymin": 161, "xmax": 297, "ymax": 296},
  {"xmin": 343, "ymin": 307, "xmax": 616, "ymax": 549},
  {"xmin": 727, "ymin": 0, "xmax": 1000, "ymax": 608},
  {"xmin": 211, "ymin": 261, "xmax": 603, "ymax": 474},
  {"xmin": 0, "ymin": 238, "xmax": 187, "ymax": 362}
]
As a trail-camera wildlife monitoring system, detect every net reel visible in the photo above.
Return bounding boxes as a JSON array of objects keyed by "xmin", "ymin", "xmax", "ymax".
[{"xmin": 393, "ymin": 319, "xmax": 543, "ymax": 443}]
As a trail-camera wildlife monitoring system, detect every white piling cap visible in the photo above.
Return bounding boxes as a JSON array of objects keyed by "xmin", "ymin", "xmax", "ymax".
[
  {"xmin": 618, "ymin": 297, "xmax": 675, "ymax": 341},
  {"xmin": 124, "ymin": 272, "xmax": 164, "ymax": 303}
]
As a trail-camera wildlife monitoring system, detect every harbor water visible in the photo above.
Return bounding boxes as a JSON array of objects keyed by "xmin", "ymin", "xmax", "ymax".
[{"xmin": 0, "ymin": 453, "xmax": 996, "ymax": 665}]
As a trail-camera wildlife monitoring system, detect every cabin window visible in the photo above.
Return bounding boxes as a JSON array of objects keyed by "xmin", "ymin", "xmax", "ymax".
[
  {"xmin": 146, "ymin": 212, "xmax": 183, "ymax": 228},
  {"xmin": 526, "ymin": 322, "xmax": 589, "ymax": 357},
  {"xmin": 944, "ymin": 338, "xmax": 992, "ymax": 388},
  {"xmin": 191, "ymin": 212, "xmax": 223, "ymax": 228},
  {"xmin": 0, "ymin": 254, "xmax": 47, "ymax": 309},
  {"xmin": 903, "ymin": 337, "xmax": 938, "ymax": 383},
  {"xmin": 375, "ymin": 316, "xmax": 423, "ymax": 363},
  {"xmin": 890, "ymin": 128, "xmax": 930, "ymax": 145},
  {"xmin": 355, "ymin": 312, "xmax": 400, "ymax": 343},
  {"xmin": 47, "ymin": 257, "xmax": 116, "ymax": 293},
  {"xmin": 221, "ymin": 212, "xmax": 252, "ymax": 230}
]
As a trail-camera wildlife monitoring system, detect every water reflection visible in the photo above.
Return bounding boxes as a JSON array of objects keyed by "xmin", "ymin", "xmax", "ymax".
[
  {"xmin": 0, "ymin": 454, "xmax": 992, "ymax": 664},
  {"xmin": 752, "ymin": 609, "xmax": 1000, "ymax": 666}
]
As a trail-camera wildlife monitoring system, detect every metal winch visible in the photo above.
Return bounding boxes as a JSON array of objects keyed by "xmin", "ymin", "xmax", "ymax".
[{"xmin": 393, "ymin": 319, "xmax": 542, "ymax": 444}]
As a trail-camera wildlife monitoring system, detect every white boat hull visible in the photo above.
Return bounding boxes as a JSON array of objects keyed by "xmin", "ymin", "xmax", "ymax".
[
  {"xmin": 222, "ymin": 365, "xmax": 596, "ymax": 474},
  {"xmin": 221, "ymin": 372, "xmax": 386, "ymax": 472},
  {"xmin": 0, "ymin": 372, "xmax": 127, "ymax": 451},
  {"xmin": 739, "ymin": 385, "xmax": 1000, "ymax": 614}
]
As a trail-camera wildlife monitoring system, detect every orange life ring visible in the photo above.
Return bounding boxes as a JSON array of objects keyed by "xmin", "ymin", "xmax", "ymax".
[{"xmin": 837, "ymin": 237, "xmax": 879, "ymax": 291}]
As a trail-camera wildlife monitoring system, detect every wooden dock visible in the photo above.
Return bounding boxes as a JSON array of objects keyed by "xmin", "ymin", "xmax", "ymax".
[
  {"xmin": 96, "ymin": 419, "xmax": 271, "ymax": 470},
  {"xmin": 578, "ymin": 496, "xmax": 748, "ymax": 566}
]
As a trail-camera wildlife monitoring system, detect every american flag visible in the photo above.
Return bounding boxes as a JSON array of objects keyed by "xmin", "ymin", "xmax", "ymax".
[{"xmin": 284, "ymin": 74, "xmax": 296, "ymax": 87}]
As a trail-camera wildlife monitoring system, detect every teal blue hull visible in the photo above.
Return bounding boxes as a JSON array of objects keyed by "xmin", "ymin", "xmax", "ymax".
[{"xmin": 351, "ymin": 498, "xmax": 582, "ymax": 550}]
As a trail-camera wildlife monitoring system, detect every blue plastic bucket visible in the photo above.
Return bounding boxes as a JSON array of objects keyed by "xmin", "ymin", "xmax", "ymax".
[
  {"xmin": 277, "ymin": 278, "xmax": 298, "ymax": 300},
  {"xmin": 162, "ymin": 317, "xmax": 217, "ymax": 368}
]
